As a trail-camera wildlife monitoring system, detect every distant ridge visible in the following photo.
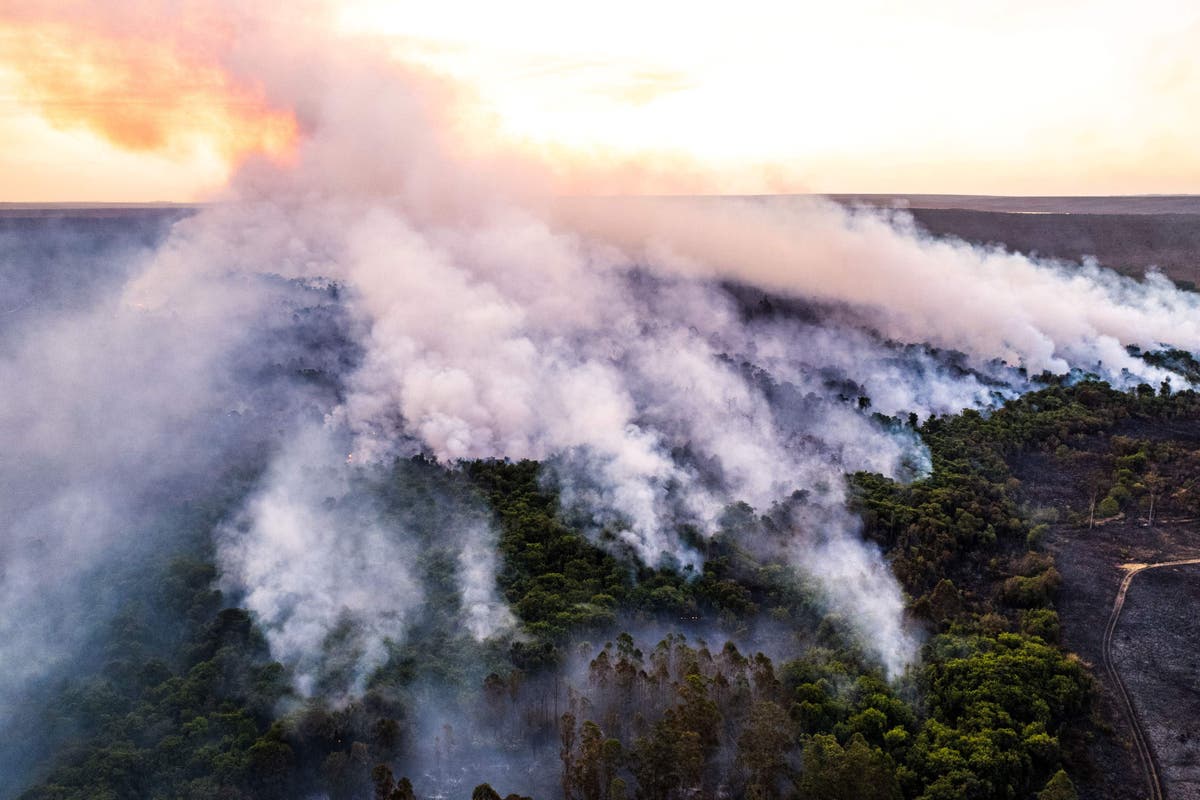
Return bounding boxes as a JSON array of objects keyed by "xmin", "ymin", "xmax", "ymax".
[{"xmin": 0, "ymin": 202, "xmax": 200, "ymax": 219}]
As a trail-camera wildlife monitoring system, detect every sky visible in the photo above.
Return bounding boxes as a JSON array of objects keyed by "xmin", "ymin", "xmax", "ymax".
[{"xmin": 1, "ymin": 0, "xmax": 1199, "ymax": 201}]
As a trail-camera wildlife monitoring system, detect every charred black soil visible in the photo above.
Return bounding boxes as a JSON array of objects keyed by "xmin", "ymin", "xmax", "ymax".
[
  {"xmin": 1047, "ymin": 521, "xmax": 1200, "ymax": 800},
  {"xmin": 1111, "ymin": 562, "xmax": 1200, "ymax": 799},
  {"xmin": 1014, "ymin": 413, "xmax": 1200, "ymax": 799}
]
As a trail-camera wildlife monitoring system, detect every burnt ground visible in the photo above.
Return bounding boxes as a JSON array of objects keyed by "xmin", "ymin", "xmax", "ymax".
[
  {"xmin": 1045, "ymin": 520, "xmax": 1158, "ymax": 800},
  {"xmin": 1113, "ymin": 563, "xmax": 1200, "ymax": 799},
  {"xmin": 1015, "ymin": 415, "xmax": 1200, "ymax": 799},
  {"xmin": 1047, "ymin": 520, "xmax": 1200, "ymax": 800}
]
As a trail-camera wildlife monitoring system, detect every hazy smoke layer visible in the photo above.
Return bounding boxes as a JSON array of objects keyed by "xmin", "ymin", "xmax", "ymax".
[
  {"xmin": 0, "ymin": 213, "xmax": 358, "ymax": 790},
  {"xmin": 0, "ymin": 238, "xmax": 245, "ymax": 695}
]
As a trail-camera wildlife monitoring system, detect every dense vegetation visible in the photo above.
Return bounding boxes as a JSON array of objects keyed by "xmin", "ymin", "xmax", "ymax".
[{"xmin": 16, "ymin": 375, "xmax": 1200, "ymax": 800}]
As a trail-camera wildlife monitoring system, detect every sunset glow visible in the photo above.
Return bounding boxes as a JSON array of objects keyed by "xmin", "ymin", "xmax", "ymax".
[
  {"xmin": 0, "ymin": 5, "xmax": 298, "ymax": 201},
  {"xmin": 2, "ymin": 0, "xmax": 1199, "ymax": 200}
]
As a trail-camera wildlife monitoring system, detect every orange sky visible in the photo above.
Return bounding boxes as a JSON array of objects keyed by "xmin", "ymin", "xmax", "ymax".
[{"xmin": 2, "ymin": 0, "xmax": 1199, "ymax": 201}]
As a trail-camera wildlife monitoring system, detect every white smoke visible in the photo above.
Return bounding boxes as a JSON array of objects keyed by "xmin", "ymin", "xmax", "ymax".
[
  {"xmin": 458, "ymin": 530, "xmax": 516, "ymax": 642},
  {"xmin": 559, "ymin": 196, "xmax": 1200, "ymax": 382},
  {"xmin": 215, "ymin": 425, "xmax": 425, "ymax": 697}
]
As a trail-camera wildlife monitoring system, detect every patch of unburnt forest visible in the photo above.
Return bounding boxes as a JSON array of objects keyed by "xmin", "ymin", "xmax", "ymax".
[{"xmin": 20, "ymin": 376, "xmax": 1200, "ymax": 800}]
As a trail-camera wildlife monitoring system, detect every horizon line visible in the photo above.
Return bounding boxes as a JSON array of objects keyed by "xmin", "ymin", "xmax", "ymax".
[{"xmin": 4, "ymin": 192, "xmax": 1200, "ymax": 209}]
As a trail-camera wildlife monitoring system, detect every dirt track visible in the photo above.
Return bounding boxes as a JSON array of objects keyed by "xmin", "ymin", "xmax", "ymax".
[{"xmin": 1104, "ymin": 560, "xmax": 1200, "ymax": 800}]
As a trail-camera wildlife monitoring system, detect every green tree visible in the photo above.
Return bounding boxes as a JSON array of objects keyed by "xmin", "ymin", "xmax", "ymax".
[
  {"xmin": 1097, "ymin": 495, "xmax": 1121, "ymax": 518},
  {"xmin": 798, "ymin": 734, "xmax": 899, "ymax": 800},
  {"xmin": 1037, "ymin": 770, "xmax": 1078, "ymax": 800},
  {"xmin": 737, "ymin": 700, "xmax": 794, "ymax": 798}
]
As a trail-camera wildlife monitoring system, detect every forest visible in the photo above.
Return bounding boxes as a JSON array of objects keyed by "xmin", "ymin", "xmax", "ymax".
[{"xmin": 14, "ymin": 372, "xmax": 1200, "ymax": 800}]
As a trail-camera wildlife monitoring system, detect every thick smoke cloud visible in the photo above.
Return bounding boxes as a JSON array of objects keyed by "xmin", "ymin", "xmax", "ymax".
[
  {"xmin": 197, "ymin": 13, "xmax": 1200, "ymax": 678},
  {"xmin": 559, "ymin": 196, "xmax": 1200, "ymax": 381}
]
